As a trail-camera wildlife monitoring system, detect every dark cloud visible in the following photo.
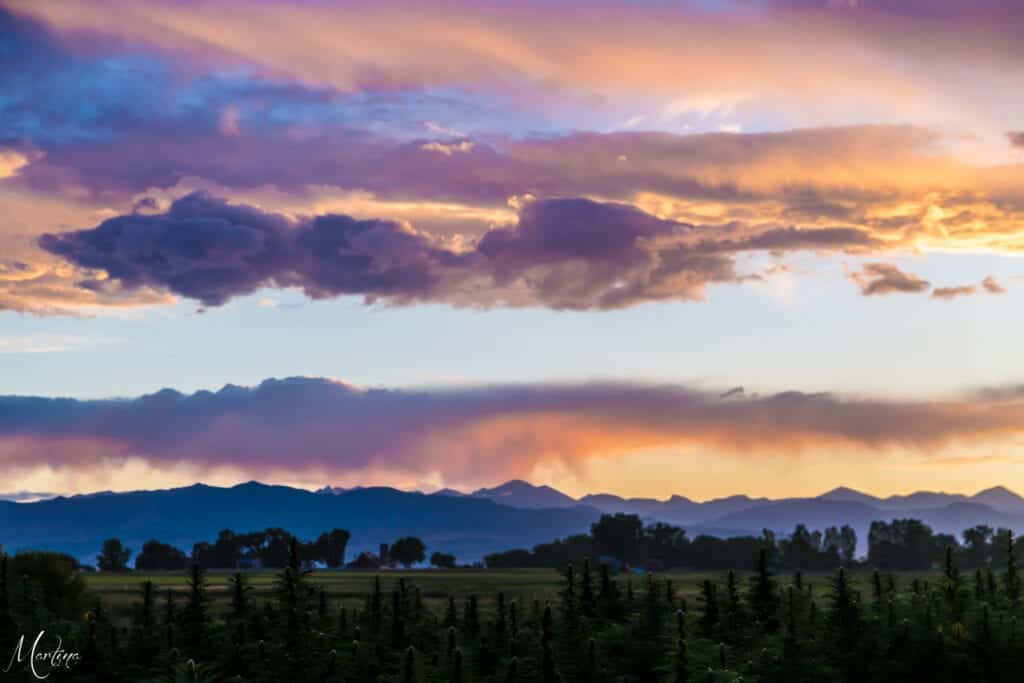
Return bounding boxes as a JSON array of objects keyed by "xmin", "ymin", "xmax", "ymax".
[
  {"xmin": 703, "ymin": 226, "xmax": 878, "ymax": 253},
  {"xmin": 1009, "ymin": 132, "xmax": 1024, "ymax": 149},
  {"xmin": 39, "ymin": 192, "xmax": 460, "ymax": 307},
  {"xmin": 42, "ymin": 193, "xmax": 873, "ymax": 310},
  {"xmin": 931, "ymin": 285, "xmax": 977, "ymax": 300},
  {"xmin": 3, "ymin": 376, "xmax": 1024, "ymax": 484},
  {"xmin": 850, "ymin": 263, "xmax": 931, "ymax": 296},
  {"xmin": 719, "ymin": 387, "xmax": 745, "ymax": 399}
]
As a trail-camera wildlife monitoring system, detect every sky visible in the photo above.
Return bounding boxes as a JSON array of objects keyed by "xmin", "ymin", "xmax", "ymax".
[{"xmin": 2, "ymin": 0, "xmax": 1024, "ymax": 501}]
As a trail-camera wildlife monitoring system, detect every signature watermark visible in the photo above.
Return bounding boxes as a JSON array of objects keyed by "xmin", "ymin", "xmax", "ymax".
[{"xmin": 3, "ymin": 631, "xmax": 81, "ymax": 680}]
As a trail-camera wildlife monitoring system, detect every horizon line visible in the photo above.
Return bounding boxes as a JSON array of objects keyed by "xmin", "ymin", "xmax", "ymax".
[{"xmin": 3, "ymin": 477, "xmax": 1019, "ymax": 506}]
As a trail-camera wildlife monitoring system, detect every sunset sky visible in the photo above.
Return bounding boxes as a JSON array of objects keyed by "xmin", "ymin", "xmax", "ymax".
[{"xmin": 2, "ymin": 0, "xmax": 1024, "ymax": 500}]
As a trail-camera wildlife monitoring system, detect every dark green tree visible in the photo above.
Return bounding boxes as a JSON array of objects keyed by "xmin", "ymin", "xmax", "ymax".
[
  {"xmin": 96, "ymin": 538, "xmax": 132, "ymax": 572},
  {"xmin": 390, "ymin": 537, "xmax": 427, "ymax": 567}
]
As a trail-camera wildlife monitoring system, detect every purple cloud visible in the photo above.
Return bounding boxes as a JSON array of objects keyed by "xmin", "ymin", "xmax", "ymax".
[
  {"xmin": 39, "ymin": 193, "xmax": 882, "ymax": 310},
  {"xmin": 850, "ymin": 263, "xmax": 931, "ymax": 296},
  {"xmin": 3, "ymin": 376, "xmax": 1024, "ymax": 485},
  {"xmin": 39, "ymin": 192, "xmax": 459, "ymax": 307}
]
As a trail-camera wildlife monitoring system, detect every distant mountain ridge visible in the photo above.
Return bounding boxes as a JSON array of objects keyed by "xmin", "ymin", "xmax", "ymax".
[
  {"xmin": 424, "ymin": 480, "xmax": 1024, "ymax": 522},
  {"xmin": 7, "ymin": 480, "xmax": 1024, "ymax": 566},
  {"xmin": 426, "ymin": 481, "xmax": 1024, "ymax": 552},
  {"xmin": 1, "ymin": 481, "xmax": 601, "ymax": 565}
]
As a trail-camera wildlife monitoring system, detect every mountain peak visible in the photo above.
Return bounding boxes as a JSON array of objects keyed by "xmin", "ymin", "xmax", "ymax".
[
  {"xmin": 819, "ymin": 486, "xmax": 879, "ymax": 503},
  {"xmin": 469, "ymin": 480, "xmax": 577, "ymax": 508},
  {"xmin": 972, "ymin": 486, "xmax": 1024, "ymax": 509},
  {"xmin": 975, "ymin": 485, "xmax": 1020, "ymax": 497},
  {"xmin": 431, "ymin": 487, "xmax": 466, "ymax": 497}
]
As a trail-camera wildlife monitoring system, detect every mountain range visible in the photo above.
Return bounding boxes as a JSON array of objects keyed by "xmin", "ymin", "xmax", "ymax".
[
  {"xmin": 427, "ymin": 479, "xmax": 1024, "ymax": 520},
  {"xmin": 4, "ymin": 480, "xmax": 1024, "ymax": 565}
]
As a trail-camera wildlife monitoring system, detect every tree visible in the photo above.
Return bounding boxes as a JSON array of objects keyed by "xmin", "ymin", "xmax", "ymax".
[
  {"xmin": 1005, "ymin": 529, "xmax": 1020, "ymax": 604},
  {"xmin": 749, "ymin": 547, "xmax": 778, "ymax": 627},
  {"xmin": 781, "ymin": 524, "xmax": 818, "ymax": 569},
  {"xmin": 962, "ymin": 525, "xmax": 994, "ymax": 568},
  {"xmin": 868, "ymin": 519, "xmax": 937, "ymax": 570},
  {"xmin": 314, "ymin": 528, "xmax": 351, "ymax": 568},
  {"xmin": 252, "ymin": 528, "xmax": 293, "ymax": 568},
  {"xmin": 430, "ymin": 552, "xmax": 457, "ymax": 569},
  {"xmin": 10, "ymin": 552, "xmax": 86, "ymax": 618},
  {"xmin": 135, "ymin": 539, "xmax": 188, "ymax": 571},
  {"xmin": 97, "ymin": 538, "xmax": 132, "ymax": 572},
  {"xmin": 838, "ymin": 525, "xmax": 857, "ymax": 564},
  {"xmin": 591, "ymin": 513, "xmax": 643, "ymax": 563},
  {"xmin": 390, "ymin": 537, "xmax": 426, "ymax": 568}
]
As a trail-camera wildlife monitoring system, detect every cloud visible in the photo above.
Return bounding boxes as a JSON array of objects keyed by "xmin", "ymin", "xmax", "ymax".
[
  {"xmin": 0, "ymin": 334, "xmax": 118, "ymax": 354},
  {"xmin": 931, "ymin": 285, "xmax": 977, "ymax": 300},
  {"xmin": 931, "ymin": 276, "xmax": 1012, "ymax": 299},
  {"xmin": 769, "ymin": 0, "xmax": 1024, "ymax": 20},
  {"xmin": 16, "ymin": 121, "xmax": 1024, "ymax": 261},
  {"xmin": 0, "ymin": 490, "xmax": 57, "ymax": 503},
  {"xmin": 9, "ymin": 0, "xmax": 1022, "ymax": 128},
  {"xmin": 982, "ymin": 276, "xmax": 1007, "ymax": 294},
  {"xmin": 420, "ymin": 140, "xmax": 474, "ymax": 156},
  {"xmin": 1009, "ymin": 132, "xmax": 1024, "ymax": 149},
  {"xmin": 3, "ymin": 376, "xmax": 1024, "ymax": 488},
  {"xmin": 0, "ymin": 257, "xmax": 174, "ymax": 315},
  {"xmin": 0, "ymin": 149, "xmax": 32, "ymax": 179},
  {"xmin": 40, "ymin": 192, "xmax": 880, "ymax": 310},
  {"xmin": 849, "ymin": 263, "xmax": 930, "ymax": 296},
  {"xmin": 720, "ymin": 386, "xmax": 745, "ymax": 399},
  {"xmin": 5, "ymin": 5, "xmax": 1024, "ymax": 315}
]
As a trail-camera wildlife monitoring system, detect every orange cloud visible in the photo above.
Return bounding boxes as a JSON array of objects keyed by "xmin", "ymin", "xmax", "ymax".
[
  {"xmin": 4, "ymin": 377, "xmax": 1024, "ymax": 494},
  {"xmin": 932, "ymin": 285, "xmax": 977, "ymax": 300},
  {"xmin": 10, "ymin": 0, "xmax": 1020, "ymax": 138},
  {"xmin": 983, "ymin": 276, "xmax": 1008, "ymax": 294},
  {"xmin": 849, "ymin": 263, "xmax": 930, "ymax": 296}
]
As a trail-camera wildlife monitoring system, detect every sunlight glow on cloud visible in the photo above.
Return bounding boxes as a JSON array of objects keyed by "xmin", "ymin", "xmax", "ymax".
[{"xmin": 4, "ymin": 377, "xmax": 1024, "ymax": 498}]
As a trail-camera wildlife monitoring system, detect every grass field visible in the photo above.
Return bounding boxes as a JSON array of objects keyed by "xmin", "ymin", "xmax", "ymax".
[{"xmin": 84, "ymin": 567, "xmax": 915, "ymax": 620}]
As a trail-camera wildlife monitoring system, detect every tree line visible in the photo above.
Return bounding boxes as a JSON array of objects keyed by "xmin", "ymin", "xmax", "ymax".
[
  {"xmin": 486, "ymin": 514, "xmax": 1024, "ymax": 572},
  {"xmin": 95, "ymin": 527, "xmax": 453, "ymax": 572}
]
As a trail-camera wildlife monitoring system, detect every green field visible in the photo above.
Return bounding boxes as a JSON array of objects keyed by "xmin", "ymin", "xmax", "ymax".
[{"xmin": 84, "ymin": 567, "xmax": 911, "ymax": 620}]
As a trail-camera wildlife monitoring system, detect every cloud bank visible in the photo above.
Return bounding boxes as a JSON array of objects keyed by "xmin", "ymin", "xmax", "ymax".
[
  {"xmin": 40, "ymin": 192, "xmax": 883, "ymax": 310},
  {"xmin": 3, "ymin": 376, "xmax": 1024, "ymax": 489}
]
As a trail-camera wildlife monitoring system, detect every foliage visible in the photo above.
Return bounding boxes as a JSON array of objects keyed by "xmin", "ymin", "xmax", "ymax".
[
  {"xmin": 390, "ymin": 537, "xmax": 427, "ymax": 568},
  {"xmin": 431, "ymin": 551, "xmax": 458, "ymax": 569},
  {"xmin": 135, "ymin": 539, "xmax": 189, "ymax": 571},
  {"xmin": 97, "ymin": 538, "xmax": 132, "ymax": 572}
]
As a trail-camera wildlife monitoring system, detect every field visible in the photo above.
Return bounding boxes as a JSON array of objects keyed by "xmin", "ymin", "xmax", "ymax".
[{"xmin": 84, "ymin": 567, "xmax": 910, "ymax": 619}]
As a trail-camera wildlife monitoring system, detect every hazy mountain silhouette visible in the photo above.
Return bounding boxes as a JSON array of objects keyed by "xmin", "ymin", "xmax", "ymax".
[
  {"xmin": 971, "ymin": 486, "xmax": 1024, "ymax": 513},
  {"xmin": 430, "ymin": 487, "xmax": 467, "ymax": 498},
  {"xmin": 428, "ymin": 481, "xmax": 1024, "ymax": 552},
  {"xmin": 7, "ymin": 479, "xmax": 1024, "ymax": 566},
  {"xmin": 0, "ymin": 481, "xmax": 602, "ymax": 564},
  {"xmin": 465, "ymin": 479, "xmax": 579, "ymax": 508}
]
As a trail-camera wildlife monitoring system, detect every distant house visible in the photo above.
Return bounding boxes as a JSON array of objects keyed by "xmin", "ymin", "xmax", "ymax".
[{"xmin": 347, "ymin": 551, "xmax": 382, "ymax": 569}]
